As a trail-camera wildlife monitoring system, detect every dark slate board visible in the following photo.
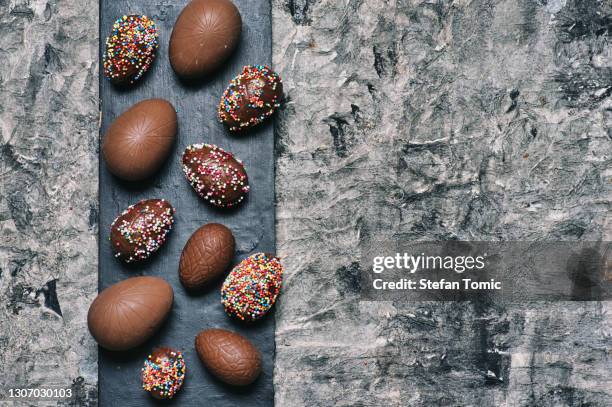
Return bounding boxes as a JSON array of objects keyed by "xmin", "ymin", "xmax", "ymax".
[{"xmin": 98, "ymin": 1, "xmax": 274, "ymax": 406}]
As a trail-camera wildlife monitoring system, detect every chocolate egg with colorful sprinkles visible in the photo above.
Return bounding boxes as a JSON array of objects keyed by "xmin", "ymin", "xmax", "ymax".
[
  {"xmin": 221, "ymin": 253, "xmax": 283, "ymax": 321},
  {"xmin": 103, "ymin": 15, "xmax": 158, "ymax": 85},
  {"xmin": 169, "ymin": 0, "xmax": 242, "ymax": 79},
  {"xmin": 110, "ymin": 199, "xmax": 175, "ymax": 263},
  {"xmin": 182, "ymin": 144, "xmax": 249, "ymax": 208},
  {"xmin": 142, "ymin": 347, "xmax": 186, "ymax": 399},
  {"xmin": 218, "ymin": 65, "xmax": 283, "ymax": 132}
]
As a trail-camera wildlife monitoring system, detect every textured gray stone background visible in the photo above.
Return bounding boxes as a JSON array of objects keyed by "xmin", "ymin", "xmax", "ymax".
[
  {"xmin": 1, "ymin": 0, "xmax": 611, "ymax": 406},
  {"xmin": 0, "ymin": 0, "xmax": 98, "ymax": 406},
  {"xmin": 272, "ymin": 0, "xmax": 611, "ymax": 406}
]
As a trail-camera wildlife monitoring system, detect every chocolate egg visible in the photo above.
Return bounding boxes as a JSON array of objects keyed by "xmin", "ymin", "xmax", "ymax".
[
  {"xmin": 102, "ymin": 99, "xmax": 177, "ymax": 181},
  {"xmin": 103, "ymin": 15, "xmax": 159, "ymax": 85},
  {"xmin": 221, "ymin": 253, "xmax": 283, "ymax": 321},
  {"xmin": 169, "ymin": 0, "xmax": 241, "ymax": 79},
  {"xmin": 182, "ymin": 144, "xmax": 249, "ymax": 208},
  {"xmin": 142, "ymin": 347, "xmax": 186, "ymax": 399},
  {"xmin": 110, "ymin": 199, "xmax": 175, "ymax": 263},
  {"xmin": 87, "ymin": 276, "xmax": 173, "ymax": 351},
  {"xmin": 180, "ymin": 223, "xmax": 235, "ymax": 291},
  {"xmin": 195, "ymin": 329, "xmax": 261, "ymax": 386},
  {"xmin": 218, "ymin": 65, "xmax": 283, "ymax": 131}
]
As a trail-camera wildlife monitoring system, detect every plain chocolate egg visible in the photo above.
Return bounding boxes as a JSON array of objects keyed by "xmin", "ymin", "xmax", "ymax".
[
  {"xmin": 102, "ymin": 99, "xmax": 177, "ymax": 181},
  {"xmin": 110, "ymin": 199, "xmax": 175, "ymax": 263},
  {"xmin": 195, "ymin": 329, "xmax": 261, "ymax": 386},
  {"xmin": 169, "ymin": 0, "xmax": 242, "ymax": 79},
  {"xmin": 87, "ymin": 276, "xmax": 173, "ymax": 351},
  {"xmin": 179, "ymin": 223, "xmax": 235, "ymax": 292}
]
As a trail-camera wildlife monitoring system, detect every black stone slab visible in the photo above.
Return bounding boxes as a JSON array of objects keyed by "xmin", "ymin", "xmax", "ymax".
[{"xmin": 99, "ymin": 1, "xmax": 274, "ymax": 406}]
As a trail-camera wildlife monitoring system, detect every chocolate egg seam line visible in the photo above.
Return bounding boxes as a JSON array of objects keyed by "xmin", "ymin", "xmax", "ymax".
[
  {"xmin": 118, "ymin": 300, "xmax": 148, "ymax": 322},
  {"xmin": 119, "ymin": 286, "xmax": 173, "ymax": 299},
  {"xmin": 118, "ymin": 297, "xmax": 168, "ymax": 313},
  {"xmin": 103, "ymin": 15, "xmax": 159, "ymax": 84},
  {"xmin": 119, "ymin": 119, "xmax": 177, "ymax": 138},
  {"xmin": 172, "ymin": 30, "xmax": 231, "ymax": 43}
]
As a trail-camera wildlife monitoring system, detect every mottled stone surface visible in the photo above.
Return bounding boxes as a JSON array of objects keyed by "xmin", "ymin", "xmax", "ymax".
[
  {"xmin": 273, "ymin": 0, "xmax": 611, "ymax": 406},
  {"xmin": 0, "ymin": 0, "xmax": 98, "ymax": 405},
  {"xmin": 1, "ymin": 0, "xmax": 611, "ymax": 406}
]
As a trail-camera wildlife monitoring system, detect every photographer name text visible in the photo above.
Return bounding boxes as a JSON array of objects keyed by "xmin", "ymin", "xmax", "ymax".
[{"xmin": 371, "ymin": 253, "xmax": 502, "ymax": 291}]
